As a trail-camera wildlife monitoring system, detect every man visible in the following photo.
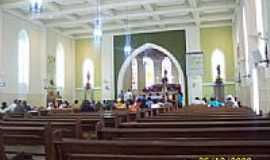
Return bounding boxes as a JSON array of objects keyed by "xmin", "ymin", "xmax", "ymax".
[
  {"xmin": 225, "ymin": 95, "xmax": 238, "ymax": 108},
  {"xmin": 3, "ymin": 99, "xmax": 18, "ymax": 113},
  {"xmin": 22, "ymin": 101, "xmax": 32, "ymax": 112},
  {"xmin": 125, "ymin": 89, "xmax": 133, "ymax": 101},
  {"xmin": 118, "ymin": 90, "xmax": 125, "ymax": 101},
  {"xmin": 0, "ymin": 102, "xmax": 8, "ymax": 113},
  {"xmin": 145, "ymin": 97, "xmax": 153, "ymax": 109},
  {"xmin": 72, "ymin": 100, "xmax": 81, "ymax": 112},
  {"xmin": 13, "ymin": 100, "xmax": 26, "ymax": 114}
]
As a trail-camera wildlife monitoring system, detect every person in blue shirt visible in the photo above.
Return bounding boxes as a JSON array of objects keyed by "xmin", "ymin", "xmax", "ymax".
[
  {"xmin": 208, "ymin": 97, "xmax": 224, "ymax": 108},
  {"xmin": 145, "ymin": 97, "xmax": 153, "ymax": 109},
  {"xmin": 177, "ymin": 92, "xmax": 184, "ymax": 108}
]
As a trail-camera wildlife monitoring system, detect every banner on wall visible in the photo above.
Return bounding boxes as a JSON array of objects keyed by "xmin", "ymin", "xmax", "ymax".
[{"xmin": 186, "ymin": 52, "xmax": 204, "ymax": 76}]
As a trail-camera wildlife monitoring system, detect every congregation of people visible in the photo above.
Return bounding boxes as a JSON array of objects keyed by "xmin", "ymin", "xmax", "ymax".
[
  {"xmin": 0, "ymin": 99, "xmax": 33, "ymax": 114},
  {"xmin": 0, "ymin": 89, "xmax": 241, "ymax": 115},
  {"xmin": 190, "ymin": 95, "xmax": 241, "ymax": 108}
]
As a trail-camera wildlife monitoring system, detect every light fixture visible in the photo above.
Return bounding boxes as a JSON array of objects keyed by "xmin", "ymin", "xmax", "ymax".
[
  {"xmin": 29, "ymin": 0, "xmax": 43, "ymax": 15},
  {"xmin": 124, "ymin": 33, "xmax": 132, "ymax": 55},
  {"xmin": 93, "ymin": 0, "xmax": 103, "ymax": 41},
  {"xmin": 93, "ymin": 18, "xmax": 102, "ymax": 38},
  {"xmin": 124, "ymin": 7, "xmax": 132, "ymax": 57}
]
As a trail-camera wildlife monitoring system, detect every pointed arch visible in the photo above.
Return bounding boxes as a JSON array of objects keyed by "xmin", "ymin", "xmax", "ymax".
[
  {"xmin": 117, "ymin": 43, "xmax": 185, "ymax": 95},
  {"xmin": 18, "ymin": 30, "xmax": 30, "ymax": 92}
]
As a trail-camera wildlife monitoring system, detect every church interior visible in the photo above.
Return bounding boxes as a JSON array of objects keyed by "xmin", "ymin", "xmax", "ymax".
[{"xmin": 1, "ymin": 0, "xmax": 270, "ymax": 159}]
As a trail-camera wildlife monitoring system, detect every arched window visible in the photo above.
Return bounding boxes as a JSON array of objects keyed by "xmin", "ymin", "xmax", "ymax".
[
  {"xmin": 143, "ymin": 57, "xmax": 155, "ymax": 87},
  {"xmin": 162, "ymin": 57, "xmax": 173, "ymax": 83},
  {"xmin": 18, "ymin": 30, "xmax": 30, "ymax": 92},
  {"xmin": 255, "ymin": 0, "xmax": 265, "ymax": 58},
  {"xmin": 131, "ymin": 58, "xmax": 138, "ymax": 90},
  {"xmin": 212, "ymin": 49, "xmax": 225, "ymax": 81},
  {"xmin": 56, "ymin": 43, "xmax": 65, "ymax": 89},
  {"xmin": 83, "ymin": 59, "xmax": 94, "ymax": 88}
]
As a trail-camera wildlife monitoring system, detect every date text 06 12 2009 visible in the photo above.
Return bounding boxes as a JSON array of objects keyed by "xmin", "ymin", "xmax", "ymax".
[{"xmin": 199, "ymin": 157, "xmax": 252, "ymax": 160}]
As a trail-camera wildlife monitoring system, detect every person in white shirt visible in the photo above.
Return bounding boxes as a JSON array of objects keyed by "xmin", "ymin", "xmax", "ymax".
[
  {"xmin": 124, "ymin": 89, "xmax": 133, "ymax": 104},
  {"xmin": 2, "ymin": 99, "xmax": 18, "ymax": 113},
  {"xmin": 191, "ymin": 97, "xmax": 206, "ymax": 105},
  {"xmin": 151, "ymin": 102, "xmax": 160, "ymax": 109}
]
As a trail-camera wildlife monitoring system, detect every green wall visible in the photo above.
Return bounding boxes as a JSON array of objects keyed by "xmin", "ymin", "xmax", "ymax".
[
  {"xmin": 75, "ymin": 39, "xmax": 102, "ymax": 100},
  {"xmin": 114, "ymin": 30, "xmax": 186, "ymax": 96},
  {"xmin": 201, "ymin": 26, "xmax": 236, "ymax": 98}
]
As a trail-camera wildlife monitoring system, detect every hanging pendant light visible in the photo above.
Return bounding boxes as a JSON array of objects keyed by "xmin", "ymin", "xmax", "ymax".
[
  {"xmin": 124, "ymin": 7, "xmax": 132, "ymax": 57},
  {"xmin": 124, "ymin": 33, "xmax": 132, "ymax": 56},
  {"xmin": 29, "ymin": 0, "xmax": 43, "ymax": 15},
  {"xmin": 93, "ymin": 0, "xmax": 103, "ymax": 42}
]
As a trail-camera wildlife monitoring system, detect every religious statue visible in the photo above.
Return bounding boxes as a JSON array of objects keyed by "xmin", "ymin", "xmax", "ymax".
[
  {"xmin": 162, "ymin": 70, "xmax": 168, "ymax": 85},
  {"xmin": 162, "ymin": 70, "xmax": 168, "ymax": 102},
  {"xmin": 84, "ymin": 71, "xmax": 92, "ymax": 100},
  {"xmin": 214, "ymin": 64, "xmax": 225, "ymax": 101},
  {"xmin": 45, "ymin": 79, "xmax": 57, "ymax": 107},
  {"xmin": 215, "ymin": 65, "xmax": 223, "ymax": 83},
  {"xmin": 217, "ymin": 65, "xmax": 221, "ymax": 78}
]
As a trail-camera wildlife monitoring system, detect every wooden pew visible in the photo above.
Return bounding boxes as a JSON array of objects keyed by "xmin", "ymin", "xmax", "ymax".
[
  {"xmin": 66, "ymin": 154, "xmax": 270, "ymax": 160},
  {"xmin": 0, "ymin": 120, "xmax": 81, "ymax": 138},
  {"xmin": 3, "ymin": 117, "xmax": 100, "ymax": 132},
  {"xmin": 179, "ymin": 106, "xmax": 253, "ymax": 113},
  {"xmin": 120, "ymin": 120, "xmax": 270, "ymax": 128},
  {"xmin": 137, "ymin": 116, "xmax": 270, "ymax": 122},
  {"xmin": 53, "ymin": 139, "xmax": 270, "ymax": 160},
  {"xmin": 0, "ymin": 125, "xmax": 52, "ymax": 160},
  {"xmin": 97, "ymin": 127, "xmax": 270, "ymax": 140}
]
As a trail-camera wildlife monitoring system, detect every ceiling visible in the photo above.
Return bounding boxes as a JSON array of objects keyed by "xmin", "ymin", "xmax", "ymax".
[{"xmin": 0, "ymin": 0, "xmax": 239, "ymax": 39}]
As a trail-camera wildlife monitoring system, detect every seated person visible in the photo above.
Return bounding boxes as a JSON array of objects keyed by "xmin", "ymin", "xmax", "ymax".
[
  {"xmin": 4, "ymin": 99, "xmax": 18, "ymax": 113},
  {"xmin": 151, "ymin": 93, "xmax": 162, "ymax": 101},
  {"xmin": 13, "ymin": 100, "xmax": 26, "ymax": 114},
  {"xmin": 145, "ymin": 97, "xmax": 153, "ymax": 109},
  {"xmin": 151, "ymin": 100, "xmax": 161, "ymax": 109},
  {"xmin": 115, "ymin": 99, "xmax": 126, "ymax": 109},
  {"xmin": 22, "ymin": 101, "xmax": 32, "ymax": 112},
  {"xmin": 202, "ymin": 97, "xmax": 208, "ymax": 104},
  {"xmin": 129, "ymin": 99, "xmax": 141, "ymax": 112},
  {"xmin": 80, "ymin": 100, "xmax": 95, "ymax": 112},
  {"xmin": 47, "ymin": 102, "xmax": 54, "ymax": 110},
  {"xmin": 225, "ymin": 95, "xmax": 238, "ymax": 108},
  {"xmin": 191, "ymin": 97, "xmax": 205, "ymax": 105},
  {"xmin": 0, "ymin": 102, "xmax": 8, "ymax": 113},
  {"xmin": 208, "ymin": 97, "xmax": 224, "ymax": 108},
  {"xmin": 95, "ymin": 101, "xmax": 103, "ymax": 111},
  {"xmin": 72, "ymin": 100, "xmax": 81, "ymax": 112}
]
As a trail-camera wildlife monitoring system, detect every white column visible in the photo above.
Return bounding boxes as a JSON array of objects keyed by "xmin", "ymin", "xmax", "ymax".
[
  {"xmin": 185, "ymin": 26, "xmax": 203, "ymax": 104},
  {"xmin": 40, "ymin": 28, "xmax": 48, "ymax": 106},
  {"xmin": 0, "ymin": 9, "xmax": 5, "ymax": 92},
  {"xmin": 101, "ymin": 35, "xmax": 114, "ymax": 100}
]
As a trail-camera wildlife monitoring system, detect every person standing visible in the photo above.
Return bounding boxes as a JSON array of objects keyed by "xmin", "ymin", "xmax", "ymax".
[{"xmin": 178, "ymin": 92, "xmax": 184, "ymax": 108}]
